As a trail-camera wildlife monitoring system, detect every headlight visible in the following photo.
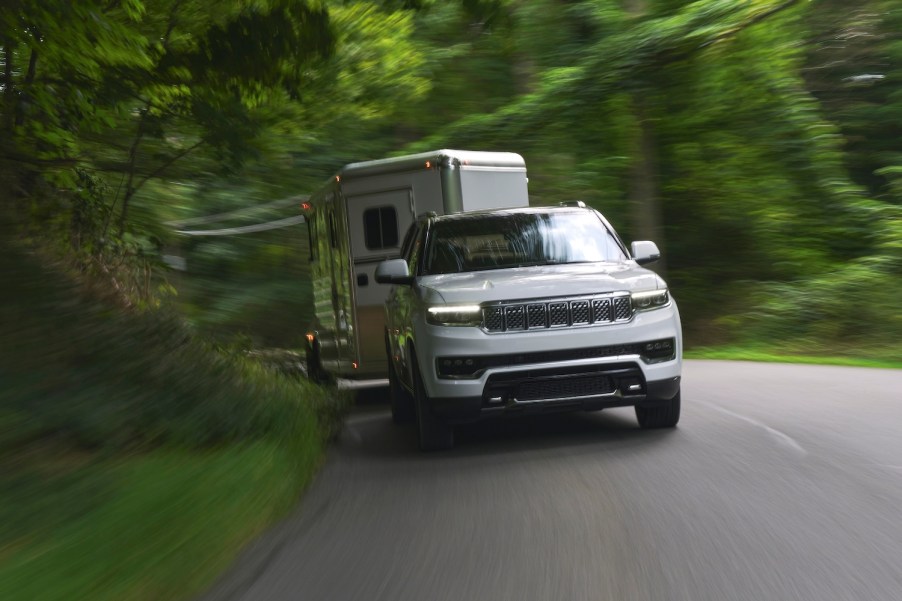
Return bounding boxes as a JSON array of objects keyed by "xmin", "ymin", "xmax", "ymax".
[
  {"xmin": 426, "ymin": 304, "xmax": 483, "ymax": 326},
  {"xmin": 631, "ymin": 289, "xmax": 670, "ymax": 311}
]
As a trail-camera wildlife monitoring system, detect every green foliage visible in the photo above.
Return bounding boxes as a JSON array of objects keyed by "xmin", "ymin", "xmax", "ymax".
[
  {"xmin": 0, "ymin": 444, "xmax": 324, "ymax": 601},
  {"xmin": 397, "ymin": 0, "xmax": 902, "ymax": 350},
  {"xmin": 0, "ymin": 241, "xmax": 341, "ymax": 453},
  {"xmin": 3, "ymin": 0, "xmax": 902, "ymax": 358}
]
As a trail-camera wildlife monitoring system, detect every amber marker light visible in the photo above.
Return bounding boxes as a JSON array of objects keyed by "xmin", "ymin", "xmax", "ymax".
[
  {"xmin": 305, "ymin": 333, "xmax": 315, "ymax": 343},
  {"xmin": 425, "ymin": 161, "xmax": 431, "ymax": 169}
]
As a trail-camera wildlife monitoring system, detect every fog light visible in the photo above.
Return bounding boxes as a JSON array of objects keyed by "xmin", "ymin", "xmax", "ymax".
[
  {"xmin": 641, "ymin": 338, "xmax": 676, "ymax": 362},
  {"xmin": 436, "ymin": 356, "xmax": 485, "ymax": 378}
]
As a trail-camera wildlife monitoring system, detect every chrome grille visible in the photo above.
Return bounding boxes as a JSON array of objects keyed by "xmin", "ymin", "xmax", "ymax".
[{"xmin": 482, "ymin": 294, "xmax": 632, "ymax": 333}]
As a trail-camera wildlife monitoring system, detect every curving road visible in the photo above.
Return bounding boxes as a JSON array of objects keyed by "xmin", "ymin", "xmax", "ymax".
[{"xmin": 201, "ymin": 361, "xmax": 902, "ymax": 601}]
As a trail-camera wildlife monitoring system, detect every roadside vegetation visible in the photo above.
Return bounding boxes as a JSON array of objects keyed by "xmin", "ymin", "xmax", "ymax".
[
  {"xmin": 685, "ymin": 346, "xmax": 902, "ymax": 370},
  {"xmin": 0, "ymin": 239, "xmax": 348, "ymax": 600}
]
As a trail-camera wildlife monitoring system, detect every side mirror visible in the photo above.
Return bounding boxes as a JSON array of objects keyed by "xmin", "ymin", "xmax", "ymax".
[
  {"xmin": 375, "ymin": 258, "xmax": 414, "ymax": 285},
  {"xmin": 630, "ymin": 241, "xmax": 661, "ymax": 266}
]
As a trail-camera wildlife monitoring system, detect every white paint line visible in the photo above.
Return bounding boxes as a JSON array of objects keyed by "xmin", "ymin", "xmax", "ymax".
[{"xmin": 699, "ymin": 401, "xmax": 807, "ymax": 456}]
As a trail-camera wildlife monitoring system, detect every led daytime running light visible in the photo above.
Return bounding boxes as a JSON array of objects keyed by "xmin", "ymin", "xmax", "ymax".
[
  {"xmin": 426, "ymin": 304, "xmax": 483, "ymax": 326},
  {"xmin": 631, "ymin": 289, "xmax": 670, "ymax": 310}
]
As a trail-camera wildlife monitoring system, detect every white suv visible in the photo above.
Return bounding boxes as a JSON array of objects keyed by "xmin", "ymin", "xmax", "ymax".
[{"xmin": 375, "ymin": 204, "xmax": 682, "ymax": 451}]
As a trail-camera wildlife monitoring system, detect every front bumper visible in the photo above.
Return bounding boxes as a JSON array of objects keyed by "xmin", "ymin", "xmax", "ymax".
[{"xmin": 414, "ymin": 303, "xmax": 682, "ymax": 421}]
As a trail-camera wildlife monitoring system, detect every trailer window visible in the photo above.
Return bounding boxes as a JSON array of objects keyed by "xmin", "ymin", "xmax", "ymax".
[{"xmin": 363, "ymin": 206, "xmax": 399, "ymax": 250}]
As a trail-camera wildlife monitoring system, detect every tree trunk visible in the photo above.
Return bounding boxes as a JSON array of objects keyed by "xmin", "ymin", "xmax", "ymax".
[
  {"xmin": 624, "ymin": 0, "xmax": 667, "ymax": 276},
  {"xmin": 117, "ymin": 107, "xmax": 147, "ymax": 236},
  {"xmin": 15, "ymin": 48, "xmax": 38, "ymax": 127},
  {"xmin": 2, "ymin": 41, "xmax": 15, "ymax": 135},
  {"xmin": 628, "ymin": 96, "xmax": 666, "ymax": 275}
]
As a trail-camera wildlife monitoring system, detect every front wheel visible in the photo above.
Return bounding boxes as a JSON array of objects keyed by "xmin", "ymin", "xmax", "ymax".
[
  {"xmin": 635, "ymin": 389, "xmax": 681, "ymax": 429},
  {"xmin": 411, "ymin": 352, "xmax": 454, "ymax": 451},
  {"xmin": 386, "ymin": 335, "xmax": 414, "ymax": 424}
]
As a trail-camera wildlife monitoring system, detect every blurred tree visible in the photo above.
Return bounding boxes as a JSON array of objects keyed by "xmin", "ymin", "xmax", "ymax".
[{"xmin": 3, "ymin": 0, "xmax": 900, "ymax": 353}]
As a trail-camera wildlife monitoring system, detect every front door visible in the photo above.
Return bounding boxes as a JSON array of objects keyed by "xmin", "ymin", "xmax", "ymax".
[{"xmin": 345, "ymin": 189, "xmax": 415, "ymax": 376}]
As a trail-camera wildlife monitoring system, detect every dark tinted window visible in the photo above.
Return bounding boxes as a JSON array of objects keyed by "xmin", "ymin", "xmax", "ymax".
[
  {"xmin": 400, "ymin": 221, "xmax": 421, "ymax": 263},
  {"xmin": 363, "ymin": 206, "xmax": 399, "ymax": 250},
  {"xmin": 424, "ymin": 212, "xmax": 627, "ymax": 275}
]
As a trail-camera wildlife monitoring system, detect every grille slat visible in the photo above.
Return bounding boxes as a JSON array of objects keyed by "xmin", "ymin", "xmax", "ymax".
[
  {"xmin": 570, "ymin": 301, "xmax": 589, "ymax": 324},
  {"xmin": 505, "ymin": 305, "xmax": 526, "ymax": 330},
  {"xmin": 592, "ymin": 298, "xmax": 612, "ymax": 322},
  {"xmin": 483, "ymin": 294, "xmax": 633, "ymax": 333},
  {"xmin": 484, "ymin": 307, "xmax": 504, "ymax": 331},
  {"xmin": 549, "ymin": 302, "xmax": 569, "ymax": 326},
  {"xmin": 527, "ymin": 304, "xmax": 546, "ymax": 328}
]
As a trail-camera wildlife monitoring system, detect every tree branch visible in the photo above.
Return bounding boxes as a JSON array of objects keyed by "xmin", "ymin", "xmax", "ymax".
[
  {"xmin": 699, "ymin": 0, "xmax": 803, "ymax": 50},
  {"xmin": 0, "ymin": 151, "xmax": 80, "ymax": 167},
  {"xmin": 133, "ymin": 138, "xmax": 206, "ymax": 195}
]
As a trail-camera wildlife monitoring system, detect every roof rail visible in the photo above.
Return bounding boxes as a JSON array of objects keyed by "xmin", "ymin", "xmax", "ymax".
[{"xmin": 559, "ymin": 200, "xmax": 587, "ymax": 208}]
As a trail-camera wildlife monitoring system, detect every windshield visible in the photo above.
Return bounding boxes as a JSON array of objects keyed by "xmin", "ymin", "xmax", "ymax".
[{"xmin": 423, "ymin": 212, "xmax": 627, "ymax": 275}]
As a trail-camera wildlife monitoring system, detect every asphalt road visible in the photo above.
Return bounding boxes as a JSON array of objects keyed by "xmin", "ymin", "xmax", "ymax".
[{"xmin": 201, "ymin": 361, "xmax": 902, "ymax": 601}]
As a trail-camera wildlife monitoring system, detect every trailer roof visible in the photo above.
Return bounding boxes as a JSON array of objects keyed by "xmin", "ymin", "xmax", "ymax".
[{"xmin": 338, "ymin": 149, "xmax": 525, "ymax": 180}]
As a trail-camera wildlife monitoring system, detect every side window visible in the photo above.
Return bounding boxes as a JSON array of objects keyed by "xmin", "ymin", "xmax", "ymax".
[
  {"xmin": 363, "ymin": 206, "xmax": 399, "ymax": 250},
  {"xmin": 408, "ymin": 224, "xmax": 426, "ymax": 275},
  {"xmin": 400, "ymin": 221, "xmax": 420, "ymax": 263}
]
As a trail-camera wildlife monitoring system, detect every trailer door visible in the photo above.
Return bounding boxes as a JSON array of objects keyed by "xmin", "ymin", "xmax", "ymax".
[{"xmin": 345, "ymin": 188, "xmax": 415, "ymax": 376}]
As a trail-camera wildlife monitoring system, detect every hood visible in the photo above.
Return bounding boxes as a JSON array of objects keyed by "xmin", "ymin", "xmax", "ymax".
[{"xmin": 418, "ymin": 262, "xmax": 664, "ymax": 305}]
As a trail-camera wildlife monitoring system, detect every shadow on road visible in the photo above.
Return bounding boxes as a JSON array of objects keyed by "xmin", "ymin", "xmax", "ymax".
[{"xmin": 341, "ymin": 387, "xmax": 680, "ymax": 462}]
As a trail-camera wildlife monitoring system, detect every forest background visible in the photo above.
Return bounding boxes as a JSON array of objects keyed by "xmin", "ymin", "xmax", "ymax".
[
  {"xmin": 3, "ymin": 0, "xmax": 902, "ymax": 358},
  {"xmin": 3, "ymin": 1, "xmax": 902, "ymax": 598}
]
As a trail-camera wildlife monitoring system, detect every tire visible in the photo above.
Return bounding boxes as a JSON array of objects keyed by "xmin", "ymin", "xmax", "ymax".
[
  {"xmin": 305, "ymin": 345, "xmax": 329, "ymax": 385},
  {"xmin": 636, "ymin": 389, "xmax": 681, "ymax": 429},
  {"xmin": 410, "ymin": 352, "xmax": 454, "ymax": 451},
  {"xmin": 386, "ymin": 335, "xmax": 414, "ymax": 424}
]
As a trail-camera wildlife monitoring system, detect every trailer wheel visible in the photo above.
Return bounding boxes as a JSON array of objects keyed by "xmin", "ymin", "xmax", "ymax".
[{"xmin": 305, "ymin": 344, "xmax": 329, "ymax": 384}]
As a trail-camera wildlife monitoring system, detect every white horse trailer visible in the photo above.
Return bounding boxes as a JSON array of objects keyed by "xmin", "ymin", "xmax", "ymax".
[{"xmin": 303, "ymin": 149, "xmax": 529, "ymax": 381}]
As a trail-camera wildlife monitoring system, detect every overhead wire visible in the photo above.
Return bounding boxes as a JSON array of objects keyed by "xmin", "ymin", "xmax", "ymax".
[
  {"xmin": 174, "ymin": 215, "xmax": 306, "ymax": 236},
  {"xmin": 165, "ymin": 194, "xmax": 309, "ymax": 229}
]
